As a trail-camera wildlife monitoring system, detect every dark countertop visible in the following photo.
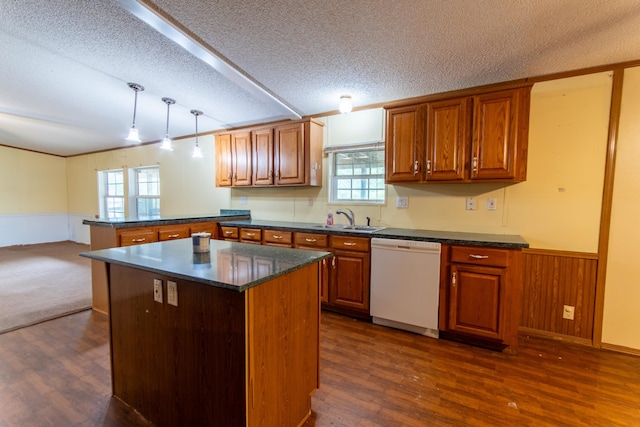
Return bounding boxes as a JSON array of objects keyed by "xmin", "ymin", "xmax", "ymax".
[
  {"xmin": 81, "ymin": 238, "xmax": 331, "ymax": 292},
  {"xmin": 82, "ymin": 210, "xmax": 251, "ymax": 229},
  {"xmin": 220, "ymin": 219, "xmax": 529, "ymax": 248}
]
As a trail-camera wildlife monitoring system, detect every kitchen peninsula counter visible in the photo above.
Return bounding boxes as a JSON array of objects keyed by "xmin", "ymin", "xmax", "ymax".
[{"xmin": 81, "ymin": 239, "xmax": 330, "ymax": 427}]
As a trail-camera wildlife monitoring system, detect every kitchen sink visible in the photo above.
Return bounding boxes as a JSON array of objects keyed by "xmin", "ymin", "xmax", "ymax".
[{"xmin": 310, "ymin": 224, "xmax": 386, "ymax": 233}]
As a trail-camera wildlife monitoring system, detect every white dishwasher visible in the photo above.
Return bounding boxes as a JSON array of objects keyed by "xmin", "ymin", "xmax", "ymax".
[{"xmin": 370, "ymin": 238, "xmax": 441, "ymax": 338}]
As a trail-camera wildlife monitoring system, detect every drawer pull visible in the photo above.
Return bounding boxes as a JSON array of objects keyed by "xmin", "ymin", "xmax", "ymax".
[
  {"xmin": 469, "ymin": 254, "xmax": 489, "ymax": 259},
  {"xmin": 273, "ymin": 235, "xmax": 283, "ymax": 239},
  {"xmin": 224, "ymin": 231, "xmax": 233, "ymax": 235},
  {"xmin": 132, "ymin": 238, "xmax": 146, "ymax": 243},
  {"xmin": 451, "ymin": 271, "xmax": 457, "ymax": 286},
  {"xmin": 246, "ymin": 233, "xmax": 256, "ymax": 237},
  {"xmin": 168, "ymin": 234, "xmax": 180, "ymax": 238},
  {"xmin": 305, "ymin": 238, "xmax": 317, "ymax": 243},
  {"xmin": 343, "ymin": 242, "xmax": 357, "ymax": 246}
]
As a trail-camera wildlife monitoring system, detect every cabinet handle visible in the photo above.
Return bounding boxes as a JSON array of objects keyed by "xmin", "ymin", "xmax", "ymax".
[
  {"xmin": 343, "ymin": 242, "xmax": 357, "ymax": 246},
  {"xmin": 305, "ymin": 238, "xmax": 317, "ymax": 243},
  {"xmin": 224, "ymin": 231, "xmax": 233, "ymax": 236},
  {"xmin": 426, "ymin": 159, "xmax": 431, "ymax": 174},
  {"xmin": 246, "ymin": 232, "xmax": 256, "ymax": 237},
  {"xmin": 413, "ymin": 160, "xmax": 419, "ymax": 175},
  {"xmin": 332, "ymin": 257, "xmax": 336, "ymax": 268},
  {"xmin": 227, "ymin": 172, "xmax": 232, "ymax": 179},
  {"xmin": 167, "ymin": 234, "xmax": 180, "ymax": 238},
  {"xmin": 451, "ymin": 271, "xmax": 457, "ymax": 286},
  {"xmin": 469, "ymin": 254, "xmax": 489, "ymax": 259},
  {"xmin": 273, "ymin": 235, "xmax": 283, "ymax": 239},
  {"xmin": 132, "ymin": 238, "xmax": 146, "ymax": 243},
  {"xmin": 472, "ymin": 156, "xmax": 478, "ymax": 172}
]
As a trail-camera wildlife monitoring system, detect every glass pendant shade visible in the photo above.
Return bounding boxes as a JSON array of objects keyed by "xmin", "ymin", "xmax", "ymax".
[
  {"xmin": 160, "ymin": 97, "xmax": 176, "ymax": 151},
  {"xmin": 191, "ymin": 109, "xmax": 204, "ymax": 158},
  {"xmin": 126, "ymin": 83, "xmax": 144, "ymax": 142},
  {"xmin": 338, "ymin": 95, "xmax": 352, "ymax": 114}
]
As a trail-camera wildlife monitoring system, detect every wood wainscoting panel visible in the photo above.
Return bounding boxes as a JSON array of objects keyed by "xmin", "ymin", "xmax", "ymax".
[{"xmin": 521, "ymin": 249, "xmax": 598, "ymax": 341}]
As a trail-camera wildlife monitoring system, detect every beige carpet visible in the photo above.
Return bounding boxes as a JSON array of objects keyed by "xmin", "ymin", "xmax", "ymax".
[{"xmin": 0, "ymin": 241, "xmax": 91, "ymax": 334}]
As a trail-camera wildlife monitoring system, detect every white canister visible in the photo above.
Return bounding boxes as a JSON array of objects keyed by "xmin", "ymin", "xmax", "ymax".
[{"xmin": 192, "ymin": 232, "xmax": 211, "ymax": 253}]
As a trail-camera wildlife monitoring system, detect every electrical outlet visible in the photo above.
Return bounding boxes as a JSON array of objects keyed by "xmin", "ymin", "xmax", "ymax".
[
  {"xmin": 396, "ymin": 196, "xmax": 408, "ymax": 208},
  {"xmin": 487, "ymin": 198, "xmax": 497, "ymax": 210},
  {"xmin": 240, "ymin": 196, "xmax": 248, "ymax": 205},
  {"xmin": 153, "ymin": 279, "xmax": 163, "ymax": 303},
  {"xmin": 466, "ymin": 197, "xmax": 477, "ymax": 210},
  {"xmin": 167, "ymin": 281, "xmax": 178, "ymax": 307},
  {"xmin": 563, "ymin": 305, "xmax": 575, "ymax": 320},
  {"xmin": 307, "ymin": 198, "xmax": 313, "ymax": 206}
]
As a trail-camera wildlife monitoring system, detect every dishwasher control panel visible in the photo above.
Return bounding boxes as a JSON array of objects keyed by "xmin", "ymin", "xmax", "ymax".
[{"xmin": 371, "ymin": 238, "xmax": 441, "ymax": 251}]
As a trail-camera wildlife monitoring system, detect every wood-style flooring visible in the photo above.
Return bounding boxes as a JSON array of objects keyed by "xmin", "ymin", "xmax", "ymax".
[{"xmin": 1, "ymin": 310, "xmax": 639, "ymax": 426}]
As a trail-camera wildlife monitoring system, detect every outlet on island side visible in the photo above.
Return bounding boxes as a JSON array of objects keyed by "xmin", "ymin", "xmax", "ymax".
[
  {"xmin": 153, "ymin": 279, "xmax": 163, "ymax": 303},
  {"xmin": 167, "ymin": 281, "xmax": 178, "ymax": 307},
  {"xmin": 563, "ymin": 305, "xmax": 575, "ymax": 320}
]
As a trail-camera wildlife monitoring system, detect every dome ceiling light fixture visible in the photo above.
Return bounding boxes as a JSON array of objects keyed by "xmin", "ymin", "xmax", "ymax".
[
  {"xmin": 191, "ymin": 109, "xmax": 204, "ymax": 158},
  {"xmin": 338, "ymin": 95, "xmax": 352, "ymax": 114},
  {"xmin": 160, "ymin": 97, "xmax": 176, "ymax": 151},
  {"xmin": 126, "ymin": 82, "xmax": 144, "ymax": 142}
]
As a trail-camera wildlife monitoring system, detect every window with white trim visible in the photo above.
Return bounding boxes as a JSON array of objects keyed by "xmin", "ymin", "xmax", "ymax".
[
  {"xmin": 99, "ymin": 169, "xmax": 125, "ymax": 220},
  {"xmin": 329, "ymin": 148, "xmax": 385, "ymax": 204},
  {"xmin": 131, "ymin": 166, "xmax": 160, "ymax": 219}
]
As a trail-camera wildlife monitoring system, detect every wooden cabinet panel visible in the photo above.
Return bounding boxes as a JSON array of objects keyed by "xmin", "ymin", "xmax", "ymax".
[
  {"xmin": 294, "ymin": 232, "xmax": 329, "ymax": 249},
  {"xmin": 220, "ymin": 226, "xmax": 239, "ymax": 241},
  {"xmin": 240, "ymin": 227, "xmax": 262, "ymax": 244},
  {"xmin": 189, "ymin": 222, "xmax": 217, "ymax": 238},
  {"xmin": 263, "ymin": 229, "xmax": 292, "ymax": 247},
  {"xmin": 448, "ymin": 263, "xmax": 505, "ymax": 340},
  {"xmin": 232, "ymin": 132, "xmax": 252, "ymax": 186},
  {"xmin": 471, "ymin": 87, "xmax": 529, "ymax": 181},
  {"xmin": 118, "ymin": 229, "xmax": 157, "ymax": 247},
  {"xmin": 157, "ymin": 225, "xmax": 190, "ymax": 241},
  {"xmin": 252, "ymin": 127, "xmax": 274, "ymax": 186},
  {"xmin": 426, "ymin": 97, "xmax": 470, "ymax": 181},
  {"xmin": 275, "ymin": 123, "xmax": 306, "ymax": 185},
  {"xmin": 330, "ymin": 235, "xmax": 370, "ymax": 252},
  {"xmin": 450, "ymin": 246, "xmax": 509, "ymax": 267},
  {"xmin": 385, "ymin": 105, "xmax": 424, "ymax": 183},
  {"xmin": 330, "ymin": 250, "xmax": 370, "ymax": 313},
  {"xmin": 215, "ymin": 134, "xmax": 233, "ymax": 187}
]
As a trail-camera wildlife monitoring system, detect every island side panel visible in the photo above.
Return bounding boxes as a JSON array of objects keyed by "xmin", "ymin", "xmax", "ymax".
[
  {"xmin": 247, "ymin": 262, "xmax": 320, "ymax": 427},
  {"xmin": 108, "ymin": 264, "xmax": 247, "ymax": 427},
  {"xmin": 89, "ymin": 225, "xmax": 117, "ymax": 314}
]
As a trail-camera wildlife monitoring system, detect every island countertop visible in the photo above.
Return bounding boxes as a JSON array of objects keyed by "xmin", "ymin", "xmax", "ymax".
[{"xmin": 81, "ymin": 238, "xmax": 331, "ymax": 292}]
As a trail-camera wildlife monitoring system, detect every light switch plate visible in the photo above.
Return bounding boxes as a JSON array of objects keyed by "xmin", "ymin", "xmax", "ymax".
[
  {"xmin": 240, "ymin": 196, "xmax": 248, "ymax": 205},
  {"xmin": 466, "ymin": 197, "xmax": 477, "ymax": 210},
  {"xmin": 167, "ymin": 281, "xmax": 178, "ymax": 307},
  {"xmin": 153, "ymin": 279, "xmax": 163, "ymax": 303},
  {"xmin": 396, "ymin": 196, "xmax": 408, "ymax": 208}
]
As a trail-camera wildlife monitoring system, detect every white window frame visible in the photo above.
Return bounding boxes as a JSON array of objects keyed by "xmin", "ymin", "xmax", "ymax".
[
  {"xmin": 98, "ymin": 169, "xmax": 125, "ymax": 220},
  {"xmin": 327, "ymin": 143, "xmax": 386, "ymax": 205},
  {"xmin": 130, "ymin": 166, "xmax": 160, "ymax": 219}
]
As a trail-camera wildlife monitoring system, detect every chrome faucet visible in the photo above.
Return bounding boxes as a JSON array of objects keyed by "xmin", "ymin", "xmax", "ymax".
[{"xmin": 336, "ymin": 208, "xmax": 355, "ymax": 228}]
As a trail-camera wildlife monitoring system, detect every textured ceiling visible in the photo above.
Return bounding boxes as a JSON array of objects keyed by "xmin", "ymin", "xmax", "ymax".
[{"xmin": 1, "ymin": 0, "xmax": 640, "ymax": 156}]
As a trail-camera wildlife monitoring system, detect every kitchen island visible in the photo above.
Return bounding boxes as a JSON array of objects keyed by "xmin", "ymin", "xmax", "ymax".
[{"xmin": 81, "ymin": 238, "xmax": 330, "ymax": 427}]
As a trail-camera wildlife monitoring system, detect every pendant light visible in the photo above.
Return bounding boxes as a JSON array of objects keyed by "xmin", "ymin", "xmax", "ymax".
[
  {"xmin": 191, "ymin": 109, "xmax": 204, "ymax": 158},
  {"xmin": 160, "ymin": 97, "xmax": 176, "ymax": 151},
  {"xmin": 126, "ymin": 83, "xmax": 144, "ymax": 142},
  {"xmin": 338, "ymin": 95, "xmax": 352, "ymax": 114}
]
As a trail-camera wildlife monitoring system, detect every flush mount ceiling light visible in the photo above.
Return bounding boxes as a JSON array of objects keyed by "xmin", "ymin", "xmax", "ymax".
[
  {"xmin": 126, "ymin": 82, "xmax": 144, "ymax": 142},
  {"xmin": 191, "ymin": 109, "xmax": 204, "ymax": 158},
  {"xmin": 338, "ymin": 95, "xmax": 352, "ymax": 114},
  {"xmin": 160, "ymin": 97, "xmax": 176, "ymax": 151}
]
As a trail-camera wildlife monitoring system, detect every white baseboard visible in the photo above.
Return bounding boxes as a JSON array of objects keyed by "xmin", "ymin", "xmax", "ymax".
[{"xmin": 0, "ymin": 213, "xmax": 93, "ymax": 247}]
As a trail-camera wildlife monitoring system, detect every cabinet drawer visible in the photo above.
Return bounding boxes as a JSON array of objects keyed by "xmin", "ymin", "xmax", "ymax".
[
  {"xmin": 330, "ymin": 235, "xmax": 370, "ymax": 252},
  {"xmin": 240, "ymin": 228, "xmax": 262, "ymax": 242},
  {"xmin": 220, "ymin": 226, "xmax": 239, "ymax": 240},
  {"xmin": 451, "ymin": 246, "xmax": 509, "ymax": 267},
  {"xmin": 118, "ymin": 229, "xmax": 157, "ymax": 247},
  {"xmin": 263, "ymin": 229, "xmax": 293, "ymax": 246},
  {"xmin": 158, "ymin": 226, "xmax": 190, "ymax": 241},
  {"xmin": 190, "ymin": 222, "xmax": 216, "ymax": 236},
  {"xmin": 294, "ymin": 232, "xmax": 329, "ymax": 249}
]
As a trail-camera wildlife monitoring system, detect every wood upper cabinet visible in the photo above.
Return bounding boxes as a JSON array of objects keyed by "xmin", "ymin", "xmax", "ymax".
[
  {"xmin": 232, "ymin": 132, "xmax": 252, "ymax": 186},
  {"xmin": 215, "ymin": 133, "xmax": 233, "ymax": 187},
  {"xmin": 385, "ymin": 104, "xmax": 425, "ymax": 183},
  {"xmin": 425, "ymin": 97, "xmax": 470, "ymax": 181},
  {"xmin": 471, "ymin": 87, "xmax": 530, "ymax": 181},
  {"xmin": 252, "ymin": 127, "xmax": 274, "ymax": 186},
  {"xmin": 274, "ymin": 123, "xmax": 306, "ymax": 185}
]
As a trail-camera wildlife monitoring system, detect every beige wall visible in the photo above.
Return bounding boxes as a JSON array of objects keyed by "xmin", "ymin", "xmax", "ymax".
[
  {"xmin": 602, "ymin": 66, "xmax": 640, "ymax": 350},
  {"xmin": 0, "ymin": 145, "xmax": 68, "ymax": 214}
]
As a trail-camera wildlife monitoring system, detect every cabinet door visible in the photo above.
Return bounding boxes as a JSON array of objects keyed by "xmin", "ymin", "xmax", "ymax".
[
  {"xmin": 448, "ymin": 263, "xmax": 505, "ymax": 341},
  {"xmin": 274, "ymin": 123, "xmax": 306, "ymax": 185},
  {"xmin": 471, "ymin": 88, "xmax": 528, "ymax": 181},
  {"xmin": 385, "ymin": 105, "xmax": 425, "ymax": 183},
  {"xmin": 319, "ymin": 258, "xmax": 330, "ymax": 304},
  {"xmin": 426, "ymin": 97, "xmax": 470, "ymax": 181},
  {"xmin": 252, "ymin": 128, "xmax": 274, "ymax": 186},
  {"xmin": 215, "ymin": 134, "xmax": 233, "ymax": 187},
  {"xmin": 232, "ymin": 132, "xmax": 252, "ymax": 186},
  {"xmin": 330, "ymin": 250, "xmax": 370, "ymax": 313}
]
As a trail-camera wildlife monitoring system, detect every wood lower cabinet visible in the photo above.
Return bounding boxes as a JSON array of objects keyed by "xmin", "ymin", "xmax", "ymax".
[
  {"xmin": 263, "ymin": 229, "xmax": 292, "ymax": 247},
  {"xmin": 220, "ymin": 226, "xmax": 239, "ymax": 241},
  {"xmin": 295, "ymin": 232, "xmax": 330, "ymax": 304},
  {"xmin": 118, "ymin": 228, "xmax": 158, "ymax": 247},
  {"xmin": 239, "ymin": 227, "xmax": 262, "ymax": 244},
  {"xmin": 157, "ymin": 225, "xmax": 190, "ymax": 241},
  {"xmin": 441, "ymin": 245, "xmax": 522, "ymax": 350},
  {"xmin": 329, "ymin": 235, "xmax": 371, "ymax": 317}
]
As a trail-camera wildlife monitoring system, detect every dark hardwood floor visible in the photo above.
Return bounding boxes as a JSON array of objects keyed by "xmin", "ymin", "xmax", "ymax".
[{"xmin": 1, "ymin": 310, "xmax": 639, "ymax": 426}]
